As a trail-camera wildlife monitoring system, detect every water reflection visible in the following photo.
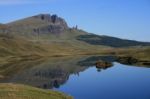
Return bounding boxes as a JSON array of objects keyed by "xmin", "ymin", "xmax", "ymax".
[
  {"xmin": 0, "ymin": 55, "xmax": 149, "ymax": 89},
  {"xmin": 77, "ymin": 56, "xmax": 115, "ymax": 72},
  {"xmin": 116, "ymin": 56, "xmax": 150, "ymax": 68},
  {"xmin": 0, "ymin": 56, "xmax": 88, "ymax": 89},
  {"xmin": 77, "ymin": 56, "xmax": 116, "ymax": 67}
]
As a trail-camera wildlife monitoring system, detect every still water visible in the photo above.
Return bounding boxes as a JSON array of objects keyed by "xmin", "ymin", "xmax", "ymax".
[
  {"xmin": 55, "ymin": 63, "xmax": 150, "ymax": 99},
  {"xmin": 0, "ymin": 56, "xmax": 150, "ymax": 99}
]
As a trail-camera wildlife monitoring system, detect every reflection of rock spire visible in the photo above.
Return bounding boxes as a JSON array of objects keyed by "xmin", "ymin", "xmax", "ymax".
[
  {"xmin": 77, "ymin": 72, "xmax": 80, "ymax": 76},
  {"xmin": 74, "ymin": 72, "xmax": 80, "ymax": 76},
  {"xmin": 54, "ymin": 80, "xmax": 60, "ymax": 88},
  {"xmin": 97, "ymin": 68, "xmax": 101, "ymax": 72}
]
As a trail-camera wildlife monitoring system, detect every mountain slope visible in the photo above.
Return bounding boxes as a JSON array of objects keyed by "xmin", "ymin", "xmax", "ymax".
[
  {"xmin": 0, "ymin": 34, "xmax": 47, "ymax": 57},
  {"xmin": 76, "ymin": 34, "xmax": 150, "ymax": 47},
  {"xmin": 0, "ymin": 13, "xmax": 149, "ymax": 59},
  {"xmin": 0, "ymin": 30, "xmax": 110, "ymax": 63},
  {"xmin": 6, "ymin": 14, "xmax": 150, "ymax": 48}
]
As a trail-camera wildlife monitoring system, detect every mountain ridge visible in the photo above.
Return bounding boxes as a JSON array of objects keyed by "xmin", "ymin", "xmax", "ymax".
[
  {"xmin": 0, "ymin": 13, "xmax": 150, "ymax": 59},
  {"xmin": 7, "ymin": 14, "xmax": 68, "ymax": 36}
]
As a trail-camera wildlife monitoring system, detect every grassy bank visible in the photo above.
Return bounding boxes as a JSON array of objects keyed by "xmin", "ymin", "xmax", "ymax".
[
  {"xmin": 0, "ymin": 83, "xmax": 72, "ymax": 99},
  {"xmin": 114, "ymin": 47, "xmax": 150, "ymax": 61}
]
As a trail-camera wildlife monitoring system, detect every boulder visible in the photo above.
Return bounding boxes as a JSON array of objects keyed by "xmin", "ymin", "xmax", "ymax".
[{"xmin": 95, "ymin": 60, "xmax": 113, "ymax": 69}]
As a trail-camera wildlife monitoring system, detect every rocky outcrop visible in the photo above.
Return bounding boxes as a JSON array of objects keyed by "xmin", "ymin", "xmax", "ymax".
[
  {"xmin": 33, "ymin": 14, "xmax": 68, "ymax": 28},
  {"xmin": 0, "ymin": 24, "xmax": 13, "ymax": 38},
  {"xmin": 95, "ymin": 60, "xmax": 113, "ymax": 69},
  {"xmin": 34, "ymin": 24, "xmax": 66, "ymax": 35},
  {"xmin": 7, "ymin": 14, "xmax": 69, "ymax": 36},
  {"xmin": 0, "ymin": 24, "xmax": 9, "ymax": 34},
  {"xmin": 32, "ymin": 14, "xmax": 68, "ymax": 34}
]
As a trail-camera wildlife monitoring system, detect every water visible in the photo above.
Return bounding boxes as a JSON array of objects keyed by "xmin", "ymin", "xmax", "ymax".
[
  {"xmin": 0, "ymin": 56, "xmax": 150, "ymax": 99},
  {"xmin": 55, "ymin": 63, "xmax": 150, "ymax": 99}
]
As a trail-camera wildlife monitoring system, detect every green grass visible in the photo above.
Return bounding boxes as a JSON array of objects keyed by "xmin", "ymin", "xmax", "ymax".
[
  {"xmin": 0, "ymin": 83, "xmax": 72, "ymax": 99},
  {"xmin": 1, "ymin": 13, "xmax": 149, "ymax": 59},
  {"xmin": 0, "ymin": 30, "xmax": 112, "ymax": 61},
  {"xmin": 114, "ymin": 47, "xmax": 150, "ymax": 61}
]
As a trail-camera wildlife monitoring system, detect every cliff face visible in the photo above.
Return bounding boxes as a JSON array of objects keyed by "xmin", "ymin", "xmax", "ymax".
[
  {"xmin": 32, "ymin": 14, "xmax": 68, "ymax": 34},
  {"xmin": 0, "ymin": 24, "xmax": 9, "ymax": 34},
  {"xmin": 0, "ymin": 24, "xmax": 12, "ymax": 38},
  {"xmin": 33, "ymin": 14, "xmax": 68, "ymax": 28},
  {"xmin": 7, "ymin": 14, "xmax": 69, "ymax": 36}
]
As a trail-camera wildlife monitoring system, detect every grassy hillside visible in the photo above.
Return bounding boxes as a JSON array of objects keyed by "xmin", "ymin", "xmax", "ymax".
[
  {"xmin": 0, "ymin": 29, "xmax": 113, "ymax": 62},
  {"xmin": 0, "ymin": 83, "xmax": 72, "ymax": 99},
  {"xmin": 0, "ymin": 34, "xmax": 47, "ymax": 57},
  {"xmin": 6, "ymin": 14, "xmax": 150, "ymax": 48},
  {"xmin": 0, "ymin": 14, "xmax": 150, "ymax": 60},
  {"xmin": 76, "ymin": 34, "xmax": 150, "ymax": 47},
  {"xmin": 114, "ymin": 47, "xmax": 150, "ymax": 61}
]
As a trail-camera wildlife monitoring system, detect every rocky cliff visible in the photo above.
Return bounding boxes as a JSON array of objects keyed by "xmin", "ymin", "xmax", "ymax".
[{"xmin": 7, "ymin": 14, "xmax": 69, "ymax": 36}]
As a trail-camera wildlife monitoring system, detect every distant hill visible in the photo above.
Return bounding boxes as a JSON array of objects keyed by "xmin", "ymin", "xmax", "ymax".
[
  {"xmin": 76, "ymin": 34, "xmax": 150, "ymax": 47},
  {"xmin": 5, "ymin": 14, "xmax": 150, "ymax": 47},
  {"xmin": 0, "ymin": 13, "xmax": 150, "ymax": 58}
]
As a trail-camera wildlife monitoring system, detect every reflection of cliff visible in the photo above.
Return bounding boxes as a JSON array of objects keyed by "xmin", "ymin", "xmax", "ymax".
[
  {"xmin": 0, "ymin": 56, "xmax": 88, "ymax": 89},
  {"xmin": 32, "ymin": 67, "xmax": 70, "ymax": 89},
  {"xmin": 1, "ymin": 55, "xmax": 148, "ymax": 89},
  {"xmin": 77, "ymin": 56, "xmax": 116, "ymax": 66}
]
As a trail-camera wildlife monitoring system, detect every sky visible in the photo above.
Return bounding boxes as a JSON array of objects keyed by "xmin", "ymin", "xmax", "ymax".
[{"xmin": 0, "ymin": 0, "xmax": 150, "ymax": 41}]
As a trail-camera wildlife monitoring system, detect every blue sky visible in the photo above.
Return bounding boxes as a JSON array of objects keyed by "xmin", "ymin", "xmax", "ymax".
[{"xmin": 0, "ymin": 0, "xmax": 150, "ymax": 41}]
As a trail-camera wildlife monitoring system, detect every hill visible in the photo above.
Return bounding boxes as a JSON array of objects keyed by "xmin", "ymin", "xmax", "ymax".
[
  {"xmin": 0, "ymin": 13, "xmax": 150, "ymax": 99},
  {"xmin": 0, "ymin": 13, "xmax": 149, "ymax": 60},
  {"xmin": 5, "ymin": 14, "xmax": 150, "ymax": 47},
  {"xmin": 76, "ymin": 34, "xmax": 150, "ymax": 47}
]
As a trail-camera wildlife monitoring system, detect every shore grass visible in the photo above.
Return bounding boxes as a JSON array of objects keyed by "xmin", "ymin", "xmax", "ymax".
[
  {"xmin": 0, "ymin": 83, "xmax": 72, "ymax": 99},
  {"xmin": 114, "ymin": 47, "xmax": 150, "ymax": 61}
]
